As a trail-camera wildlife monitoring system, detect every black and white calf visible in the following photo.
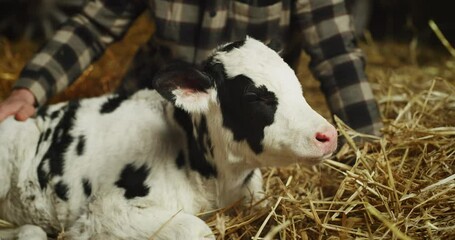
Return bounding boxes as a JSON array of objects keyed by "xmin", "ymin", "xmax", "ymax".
[{"xmin": 0, "ymin": 38, "xmax": 337, "ymax": 240}]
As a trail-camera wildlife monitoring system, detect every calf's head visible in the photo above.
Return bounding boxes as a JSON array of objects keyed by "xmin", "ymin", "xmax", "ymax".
[{"xmin": 153, "ymin": 37, "xmax": 337, "ymax": 166}]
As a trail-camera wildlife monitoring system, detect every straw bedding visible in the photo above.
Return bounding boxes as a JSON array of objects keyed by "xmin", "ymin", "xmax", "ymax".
[{"xmin": 1, "ymin": 15, "xmax": 454, "ymax": 239}]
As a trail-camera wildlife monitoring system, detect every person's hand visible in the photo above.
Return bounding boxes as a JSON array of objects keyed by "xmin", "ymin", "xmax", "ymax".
[{"xmin": 0, "ymin": 88, "xmax": 36, "ymax": 122}]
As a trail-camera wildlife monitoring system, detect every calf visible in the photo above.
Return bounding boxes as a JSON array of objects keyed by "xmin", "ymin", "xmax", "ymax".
[{"xmin": 0, "ymin": 37, "xmax": 337, "ymax": 240}]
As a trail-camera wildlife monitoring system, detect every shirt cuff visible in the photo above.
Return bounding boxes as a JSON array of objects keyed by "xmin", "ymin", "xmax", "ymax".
[{"xmin": 13, "ymin": 78, "xmax": 48, "ymax": 108}]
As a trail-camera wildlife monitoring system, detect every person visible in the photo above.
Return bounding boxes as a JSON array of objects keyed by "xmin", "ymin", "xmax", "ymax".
[{"xmin": 0, "ymin": 0, "xmax": 382, "ymax": 138}]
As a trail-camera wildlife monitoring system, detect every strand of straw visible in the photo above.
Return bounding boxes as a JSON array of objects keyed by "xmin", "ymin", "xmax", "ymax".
[{"xmin": 429, "ymin": 20, "xmax": 455, "ymax": 57}]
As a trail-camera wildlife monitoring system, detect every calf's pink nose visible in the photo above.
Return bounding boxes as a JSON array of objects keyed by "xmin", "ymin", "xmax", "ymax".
[
  {"xmin": 315, "ymin": 127, "xmax": 338, "ymax": 155},
  {"xmin": 315, "ymin": 132, "xmax": 331, "ymax": 142}
]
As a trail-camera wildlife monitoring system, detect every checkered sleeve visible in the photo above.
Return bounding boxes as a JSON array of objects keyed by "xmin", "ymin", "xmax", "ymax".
[
  {"xmin": 14, "ymin": 0, "xmax": 145, "ymax": 106},
  {"xmin": 292, "ymin": 0, "xmax": 382, "ymax": 136}
]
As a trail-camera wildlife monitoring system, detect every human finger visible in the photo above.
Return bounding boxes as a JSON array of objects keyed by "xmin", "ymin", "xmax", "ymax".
[{"xmin": 14, "ymin": 103, "xmax": 36, "ymax": 121}]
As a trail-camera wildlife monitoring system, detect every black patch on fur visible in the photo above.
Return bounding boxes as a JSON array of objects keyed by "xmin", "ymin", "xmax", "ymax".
[
  {"xmin": 115, "ymin": 164, "xmax": 150, "ymax": 199},
  {"xmin": 173, "ymin": 108, "xmax": 217, "ymax": 178},
  {"xmin": 82, "ymin": 178, "xmax": 92, "ymax": 197},
  {"xmin": 152, "ymin": 61, "xmax": 213, "ymax": 104},
  {"xmin": 37, "ymin": 160, "xmax": 48, "ymax": 189},
  {"xmin": 205, "ymin": 63, "xmax": 278, "ymax": 153},
  {"xmin": 175, "ymin": 150, "xmax": 185, "ymax": 169},
  {"xmin": 76, "ymin": 135, "xmax": 86, "ymax": 156},
  {"xmin": 219, "ymin": 39, "xmax": 246, "ymax": 52},
  {"xmin": 50, "ymin": 110, "xmax": 60, "ymax": 119},
  {"xmin": 36, "ymin": 106, "xmax": 48, "ymax": 120},
  {"xmin": 55, "ymin": 181, "xmax": 69, "ymax": 201},
  {"xmin": 243, "ymin": 170, "xmax": 255, "ymax": 186},
  {"xmin": 35, "ymin": 133, "xmax": 44, "ymax": 155},
  {"xmin": 43, "ymin": 128, "xmax": 52, "ymax": 141},
  {"xmin": 38, "ymin": 101, "xmax": 80, "ymax": 189},
  {"xmin": 100, "ymin": 93, "xmax": 128, "ymax": 114}
]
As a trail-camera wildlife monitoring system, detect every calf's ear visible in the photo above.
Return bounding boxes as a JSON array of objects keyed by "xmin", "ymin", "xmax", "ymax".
[{"xmin": 152, "ymin": 63, "xmax": 216, "ymax": 113}]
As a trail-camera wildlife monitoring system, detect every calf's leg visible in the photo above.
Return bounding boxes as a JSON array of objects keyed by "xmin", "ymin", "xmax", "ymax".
[
  {"xmin": 17, "ymin": 225, "xmax": 48, "ymax": 240},
  {"xmin": 241, "ymin": 169, "xmax": 267, "ymax": 208},
  {"xmin": 65, "ymin": 195, "xmax": 214, "ymax": 240},
  {"xmin": 0, "ymin": 225, "xmax": 47, "ymax": 240}
]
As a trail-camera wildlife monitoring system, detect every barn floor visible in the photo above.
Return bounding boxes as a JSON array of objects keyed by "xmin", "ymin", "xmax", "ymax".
[{"xmin": 1, "ymin": 14, "xmax": 454, "ymax": 239}]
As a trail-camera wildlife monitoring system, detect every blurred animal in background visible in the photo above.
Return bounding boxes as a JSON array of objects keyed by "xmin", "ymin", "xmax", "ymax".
[{"xmin": 0, "ymin": 38, "xmax": 337, "ymax": 240}]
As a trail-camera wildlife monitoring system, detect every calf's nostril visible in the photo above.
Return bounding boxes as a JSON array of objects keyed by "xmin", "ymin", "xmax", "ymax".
[{"xmin": 315, "ymin": 132, "xmax": 330, "ymax": 143}]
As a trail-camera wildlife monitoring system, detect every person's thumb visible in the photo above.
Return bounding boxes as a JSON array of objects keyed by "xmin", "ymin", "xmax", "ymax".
[{"xmin": 15, "ymin": 104, "xmax": 36, "ymax": 121}]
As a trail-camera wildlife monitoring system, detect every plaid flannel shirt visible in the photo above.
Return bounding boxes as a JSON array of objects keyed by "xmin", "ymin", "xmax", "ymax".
[{"xmin": 14, "ymin": 0, "xmax": 382, "ymax": 136}]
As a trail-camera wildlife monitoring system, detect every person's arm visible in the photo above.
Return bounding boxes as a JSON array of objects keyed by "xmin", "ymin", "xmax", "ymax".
[
  {"xmin": 0, "ymin": 0, "xmax": 145, "ymax": 122},
  {"xmin": 292, "ymin": 0, "xmax": 382, "ymax": 136}
]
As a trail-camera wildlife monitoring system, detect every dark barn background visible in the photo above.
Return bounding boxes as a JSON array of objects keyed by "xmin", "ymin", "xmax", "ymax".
[{"xmin": 365, "ymin": 0, "xmax": 455, "ymax": 52}]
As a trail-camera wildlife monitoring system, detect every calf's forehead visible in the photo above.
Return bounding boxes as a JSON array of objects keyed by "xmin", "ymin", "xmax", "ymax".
[{"xmin": 213, "ymin": 38, "xmax": 302, "ymax": 97}]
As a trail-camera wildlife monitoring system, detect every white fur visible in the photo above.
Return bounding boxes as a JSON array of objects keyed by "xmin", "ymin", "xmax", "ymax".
[
  {"xmin": 172, "ymin": 88, "xmax": 217, "ymax": 113},
  {"xmin": 0, "ymin": 38, "xmax": 336, "ymax": 239},
  {"xmin": 214, "ymin": 38, "xmax": 336, "ymax": 166}
]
